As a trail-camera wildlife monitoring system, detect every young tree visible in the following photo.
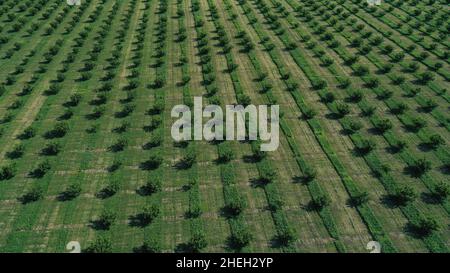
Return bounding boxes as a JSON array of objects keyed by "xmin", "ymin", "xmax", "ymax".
[
  {"xmin": 0, "ymin": 164, "xmax": 16, "ymax": 180},
  {"xmin": 189, "ymin": 230, "xmax": 207, "ymax": 253},
  {"xmin": 140, "ymin": 237, "xmax": 161, "ymax": 253},
  {"xmin": 97, "ymin": 208, "xmax": 117, "ymax": 229},
  {"xmin": 392, "ymin": 186, "xmax": 417, "ymax": 206},
  {"xmin": 86, "ymin": 235, "xmax": 113, "ymax": 253},
  {"xmin": 21, "ymin": 185, "xmax": 44, "ymax": 204}
]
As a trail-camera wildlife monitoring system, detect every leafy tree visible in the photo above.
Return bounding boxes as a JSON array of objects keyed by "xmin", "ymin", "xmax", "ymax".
[
  {"xmin": 42, "ymin": 142, "xmax": 61, "ymax": 156},
  {"xmin": 7, "ymin": 144, "xmax": 24, "ymax": 159},
  {"xmin": 62, "ymin": 183, "xmax": 82, "ymax": 200},
  {"xmin": 432, "ymin": 182, "xmax": 449, "ymax": 202},
  {"xmin": 413, "ymin": 217, "xmax": 439, "ymax": 236},
  {"xmin": 218, "ymin": 144, "xmax": 234, "ymax": 163},
  {"xmin": 31, "ymin": 160, "xmax": 51, "ymax": 178},
  {"xmin": 189, "ymin": 231, "xmax": 207, "ymax": 252},
  {"xmin": 86, "ymin": 235, "xmax": 113, "ymax": 253},
  {"xmin": 0, "ymin": 164, "xmax": 16, "ymax": 180},
  {"xmin": 21, "ymin": 185, "xmax": 44, "ymax": 204},
  {"xmin": 392, "ymin": 186, "xmax": 417, "ymax": 206},
  {"xmin": 427, "ymin": 134, "xmax": 444, "ymax": 149},
  {"xmin": 97, "ymin": 208, "xmax": 117, "ymax": 229},
  {"xmin": 19, "ymin": 126, "xmax": 36, "ymax": 139},
  {"xmin": 142, "ymin": 153, "xmax": 163, "ymax": 170},
  {"xmin": 302, "ymin": 166, "xmax": 317, "ymax": 183},
  {"xmin": 374, "ymin": 118, "xmax": 393, "ymax": 133},
  {"xmin": 140, "ymin": 237, "xmax": 161, "ymax": 253},
  {"xmin": 145, "ymin": 176, "xmax": 162, "ymax": 194},
  {"xmin": 140, "ymin": 204, "xmax": 160, "ymax": 224},
  {"xmin": 350, "ymin": 192, "xmax": 369, "ymax": 206},
  {"xmin": 409, "ymin": 158, "xmax": 432, "ymax": 176},
  {"xmin": 311, "ymin": 194, "xmax": 331, "ymax": 210},
  {"xmin": 259, "ymin": 166, "xmax": 277, "ymax": 184}
]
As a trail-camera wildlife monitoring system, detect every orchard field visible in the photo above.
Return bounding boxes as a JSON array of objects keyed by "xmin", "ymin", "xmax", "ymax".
[{"xmin": 0, "ymin": 0, "xmax": 448, "ymax": 253}]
